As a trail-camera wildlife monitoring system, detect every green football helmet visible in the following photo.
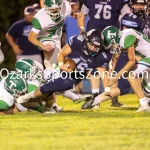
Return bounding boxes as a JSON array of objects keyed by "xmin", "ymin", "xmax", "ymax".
[
  {"xmin": 4, "ymin": 73, "xmax": 27, "ymax": 99},
  {"xmin": 102, "ymin": 26, "xmax": 122, "ymax": 54},
  {"xmin": 15, "ymin": 58, "xmax": 38, "ymax": 81},
  {"xmin": 44, "ymin": 0, "xmax": 62, "ymax": 21}
]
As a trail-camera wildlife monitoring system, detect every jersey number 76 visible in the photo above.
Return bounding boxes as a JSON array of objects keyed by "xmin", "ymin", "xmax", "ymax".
[{"xmin": 94, "ymin": 4, "xmax": 112, "ymax": 19}]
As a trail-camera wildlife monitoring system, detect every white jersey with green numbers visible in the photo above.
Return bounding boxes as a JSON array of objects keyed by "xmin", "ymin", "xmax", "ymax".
[
  {"xmin": 120, "ymin": 29, "xmax": 150, "ymax": 58},
  {"xmin": 32, "ymin": 8, "xmax": 64, "ymax": 40}
]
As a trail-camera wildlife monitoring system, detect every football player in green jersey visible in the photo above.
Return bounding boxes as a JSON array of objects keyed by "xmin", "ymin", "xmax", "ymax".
[
  {"xmin": 82, "ymin": 26, "xmax": 150, "ymax": 112},
  {"xmin": 28, "ymin": 0, "xmax": 71, "ymax": 70}
]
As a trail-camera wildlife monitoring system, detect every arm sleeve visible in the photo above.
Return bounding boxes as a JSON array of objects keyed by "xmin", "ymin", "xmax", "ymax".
[
  {"xmin": 32, "ymin": 18, "xmax": 41, "ymax": 34},
  {"xmin": 123, "ymin": 35, "xmax": 136, "ymax": 49}
]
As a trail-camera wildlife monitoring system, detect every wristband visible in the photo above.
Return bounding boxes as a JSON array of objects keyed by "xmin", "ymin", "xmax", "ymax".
[
  {"xmin": 58, "ymin": 62, "xmax": 64, "ymax": 67},
  {"xmin": 105, "ymin": 87, "xmax": 111, "ymax": 92},
  {"xmin": 80, "ymin": 26, "xmax": 85, "ymax": 31}
]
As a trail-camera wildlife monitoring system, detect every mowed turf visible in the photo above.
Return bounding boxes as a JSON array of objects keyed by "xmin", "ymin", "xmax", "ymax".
[{"xmin": 0, "ymin": 94, "xmax": 150, "ymax": 150}]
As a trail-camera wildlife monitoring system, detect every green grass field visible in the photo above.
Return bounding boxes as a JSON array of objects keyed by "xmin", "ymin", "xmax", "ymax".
[{"xmin": 0, "ymin": 94, "xmax": 150, "ymax": 150}]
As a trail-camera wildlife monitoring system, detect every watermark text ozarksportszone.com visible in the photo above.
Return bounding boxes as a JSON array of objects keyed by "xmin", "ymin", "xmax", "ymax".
[{"xmin": 0, "ymin": 68, "xmax": 150, "ymax": 82}]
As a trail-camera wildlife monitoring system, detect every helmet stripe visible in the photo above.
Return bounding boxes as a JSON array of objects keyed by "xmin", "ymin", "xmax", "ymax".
[{"xmin": 19, "ymin": 60, "xmax": 32, "ymax": 67}]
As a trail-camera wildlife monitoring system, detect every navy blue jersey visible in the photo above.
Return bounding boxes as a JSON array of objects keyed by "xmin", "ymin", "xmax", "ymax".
[
  {"xmin": 121, "ymin": 14, "xmax": 150, "ymax": 39},
  {"xmin": 121, "ymin": 14, "xmax": 145, "ymax": 32},
  {"xmin": 81, "ymin": 0, "xmax": 129, "ymax": 31},
  {"xmin": 68, "ymin": 35, "xmax": 108, "ymax": 78}
]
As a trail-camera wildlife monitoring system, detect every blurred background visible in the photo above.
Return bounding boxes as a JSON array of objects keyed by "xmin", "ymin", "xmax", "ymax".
[{"xmin": 0, "ymin": 0, "xmax": 39, "ymax": 71}]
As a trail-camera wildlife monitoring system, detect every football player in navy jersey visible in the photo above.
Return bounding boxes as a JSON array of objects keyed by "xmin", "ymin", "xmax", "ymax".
[
  {"xmin": 121, "ymin": 0, "xmax": 150, "ymax": 38},
  {"xmin": 78, "ymin": 0, "xmax": 130, "ymax": 32},
  {"xmin": 78, "ymin": 0, "xmax": 131, "ymax": 107},
  {"xmin": 16, "ymin": 30, "xmax": 109, "ymax": 104}
]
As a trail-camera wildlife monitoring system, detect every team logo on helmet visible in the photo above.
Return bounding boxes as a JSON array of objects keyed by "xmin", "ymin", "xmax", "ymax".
[
  {"xmin": 15, "ymin": 58, "xmax": 40, "ymax": 81},
  {"xmin": 44, "ymin": 0, "xmax": 62, "ymax": 21},
  {"xmin": 4, "ymin": 73, "xmax": 28, "ymax": 99},
  {"xmin": 102, "ymin": 26, "xmax": 122, "ymax": 54}
]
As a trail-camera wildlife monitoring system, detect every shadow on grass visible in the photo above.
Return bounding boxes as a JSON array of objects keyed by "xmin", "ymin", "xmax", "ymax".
[{"xmin": 110, "ymin": 107, "xmax": 138, "ymax": 111}]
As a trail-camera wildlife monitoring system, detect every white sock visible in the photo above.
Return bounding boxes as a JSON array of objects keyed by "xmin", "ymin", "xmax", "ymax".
[
  {"xmin": 140, "ymin": 97, "xmax": 149, "ymax": 107},
  {"xmin": 92, "ymin": 96, "xmax": 101, "ymax": 106},
  {"xmin": 92, "ymin": 93, "xmax": 111, "ymax": 106},
  {"xmin": 92, "ymin": 89, "xmax": 99, "ymax": 106},
  {"xmin": 15, "ymin": 103, "xmax": 28, "ymax": 112},
  {"xmin": 44, "ymin": 59, "xmax": 52, "ymax": 70},
  {"xmin": 92, "ymin": 88, "xmax": 99, "ymax": 94},
  {"xmin": 63, "ymin": 90, "xmax": 80, "ymax": 101}
]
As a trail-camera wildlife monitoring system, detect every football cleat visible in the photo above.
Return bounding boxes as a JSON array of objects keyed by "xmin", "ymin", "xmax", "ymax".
[
  {"xmin": 44, "ymin": 108, "xmax": 56, "ymax": 114},
  {"xmin": 137, "ymin": 105, "xmax": 150, "ymax": 112},
  {"xmin": 73, "ymin": 94, "xmax": 93, "ymax": 104},
  {"xmin": 81, "ymin": 96, "xmax": 95, "ymax": 109},
  {"xmin": 111, "ymin": 101, "xmax": 124, "ymax": 107},
  {"xmin": 92, "ymin": 104, "xmax": 100, "ymax": 109},
  {"xmin": 53, "ymin": 103, "xmax": 63, "ymax": 112}
]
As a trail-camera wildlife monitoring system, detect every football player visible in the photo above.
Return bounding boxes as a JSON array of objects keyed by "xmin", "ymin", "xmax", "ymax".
[
  {"xmin": 82, "ymin": 26, "xmax": 150, "ymax": 112},
  {"xmin": 121, "ymin": 0, "xmax": 150, "ymax": 38},
  {"xmin": 78, "ymin": 0, "xmax": 131, "ymax": 107},
  {"xmin": 0, "ymin": 73, "xmax": 28, "ymax": 114},
  {"xmin": 15, "ymin": 58, "xmax": 91, "ymax": 110},
  {"xmin": 78, "ymin": 0, "xmax": 130, "ymax": 32},
  {"xmin": 29, "ymin": 0, "xmax": 71, "ymax": 70},
  {"xmin": 16, "ymin": 30, "xmax": 108, "ymax": 105},
  {"xmin": 15, "ymin": 58, "xmax": 63, "ymax": 114}
]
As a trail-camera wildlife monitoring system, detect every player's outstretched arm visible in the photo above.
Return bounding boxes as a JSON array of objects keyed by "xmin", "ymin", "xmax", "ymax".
[
  {"xmin": 77, "ymin": 12, "xmax": 86, "ymax": 33},
  {"xmin": 28, "ymin": 31, "xmax": 53, "ymax": 52},
  {"xmin": 28, "ymin": 31, "xmax": 43, "ymax": 49},
  {"xmin": 117, "ymin": 45, "xmax": 136, "ymax": 78},
  {"xmin": 78, "ymin": 4, "xmax": 89, "ymax": 33},
  {"xmin": 108, "ymin": 46, "xmax": 135, "ymax": 87},
  {"xmin": 109, "ymin": 53, "xmax": 120, "ymax": 73}
]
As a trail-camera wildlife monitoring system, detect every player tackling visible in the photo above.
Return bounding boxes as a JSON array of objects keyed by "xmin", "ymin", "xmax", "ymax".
[
  {"xmin": 82, "ymin": 26, "xmax": 150, "ymax": 112},
  {"xmin": 16, "ymin": 29, "xmax": 108, "ymax": 104}
]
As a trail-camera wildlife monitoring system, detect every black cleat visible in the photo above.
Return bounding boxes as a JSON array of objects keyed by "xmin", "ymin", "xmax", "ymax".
[
  {"xmin": 111, "ymin": 101, "xmax": 124, "ymax": 107},
  {"xmin": 111, "ymin": 97, "xmax": 125, "ymax": 107},
  {"xmin": 81, "ymin": 97, "xmax": 94, "ymax": 109}
]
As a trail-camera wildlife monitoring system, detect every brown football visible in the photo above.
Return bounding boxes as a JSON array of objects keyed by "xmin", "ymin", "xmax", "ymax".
[{"xmin": 64, "ymin": 58, "xmax": 76, "ymax": 71}]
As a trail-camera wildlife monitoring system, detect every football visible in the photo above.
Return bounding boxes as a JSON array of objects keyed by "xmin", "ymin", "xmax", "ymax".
[{"xmin": 64, "ymin": 58, "xmax": 76, "ymax": 71}]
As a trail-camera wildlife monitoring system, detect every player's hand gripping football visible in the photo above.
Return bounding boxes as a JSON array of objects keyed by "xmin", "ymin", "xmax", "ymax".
[{"xmin": 60, "ymin": 63, "xmax": 73, "ymax": 73}]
